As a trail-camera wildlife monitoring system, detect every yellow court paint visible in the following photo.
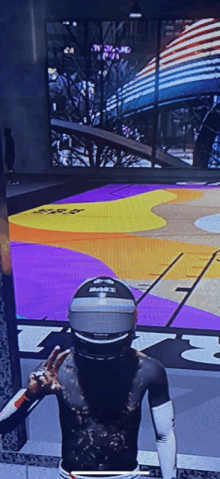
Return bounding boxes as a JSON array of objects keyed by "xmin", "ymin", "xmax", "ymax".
[
  {"xmin": 9, "ymin": 190, "xmax": 177, "ymax": 233},
  {"xmin": 202, "ymin": 253, "xmax": 220, "ymax": 279},
  {"xmin": 8, "ymin": 220, "xmax": 220, "ymax": 280},
  {"xmin": 165, "ymin": 188, "xmax": 204, "ymax": 203}
]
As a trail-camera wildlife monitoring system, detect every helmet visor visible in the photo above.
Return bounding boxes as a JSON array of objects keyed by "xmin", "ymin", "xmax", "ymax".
[{"xmin": 73, "ymin": 331, "xmax": 133, "ymax": 359}]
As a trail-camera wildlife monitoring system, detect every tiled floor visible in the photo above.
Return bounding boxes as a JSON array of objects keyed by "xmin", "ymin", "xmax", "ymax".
[
  {"xmin": 1, "ymin": 463, "xmax": 220, "ymax": 479},
  {"xmin": 0, "ymin": 464, "xmax": 159, "ymax": 479},
  {"xmin": 0, "ymin": 463, "xmax": 58, "ymax": 478},
  {"xmin": 28, "ymin": 465, "xmax": 59, "ymax": 478},
  {"xmin": 0, "ymin": 463, "xmax": 26, "ymax": 478}
]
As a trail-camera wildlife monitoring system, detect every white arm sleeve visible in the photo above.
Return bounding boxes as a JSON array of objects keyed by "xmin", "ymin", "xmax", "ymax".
[
  {"xmin": 150, "ymin": 400, "xmax": 177, "ymax": 479},
  {"xmin": 0, "ymin": 388, "xmax": 40, "ymax": 434}
]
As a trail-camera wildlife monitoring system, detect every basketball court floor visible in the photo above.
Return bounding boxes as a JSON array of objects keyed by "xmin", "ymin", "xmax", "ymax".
[{"xmin": 3, "ymin": 181, "xmax": 220, "ymax": 477}]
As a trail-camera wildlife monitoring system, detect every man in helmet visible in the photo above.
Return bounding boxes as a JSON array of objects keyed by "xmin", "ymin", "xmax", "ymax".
[{"xmin": 0, "ymin": 277, "xmax": 176, "ymax": 479}]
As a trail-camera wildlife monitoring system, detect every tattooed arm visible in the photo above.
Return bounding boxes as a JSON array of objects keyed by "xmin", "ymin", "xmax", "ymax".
[{"xmin": 0, "ymin": 346, "xmax": 70, "ymax": 434}]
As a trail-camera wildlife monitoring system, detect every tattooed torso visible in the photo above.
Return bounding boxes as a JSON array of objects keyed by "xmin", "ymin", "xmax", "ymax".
[{"xmin": 57, "ymin": 348, "xmax": 157, "ymax": 473}]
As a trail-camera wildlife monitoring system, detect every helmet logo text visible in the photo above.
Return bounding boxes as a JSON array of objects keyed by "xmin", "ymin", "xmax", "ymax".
[
  {"xmin": 93, "ymin": 279, "xmax": 115, "ymax": 285},
  {"xmin": 89, "ymin": 287, "xmax": 116, "ymax": 293}
]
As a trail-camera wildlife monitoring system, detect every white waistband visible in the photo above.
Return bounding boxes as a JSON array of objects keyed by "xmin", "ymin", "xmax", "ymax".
[{"xmin": 58, "ymin": 461, "xmax": 140, "ymax": 479}]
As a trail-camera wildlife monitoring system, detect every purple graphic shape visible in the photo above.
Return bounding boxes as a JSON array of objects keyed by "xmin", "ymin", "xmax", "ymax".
[
  {"xmin": 135, "ymin": 293, "xmax": 179, "ymax": 327},
  {"xmin": 53, "ymin": 184, "xmax": 169, "ymax": 204},
  {"xmin": 10, "ymin": 241, "xmax": 180, "ymax": 326},
  {"xmin": 135, "ymin": 293, "xmax": 220, "ymax": 330},
  {"xmin": 170, "ymin": 305, "xmax": 220, "ymax": 330},
  {"xmin": 10, "ymin": 241, "xmax": 220, "ymax": 329},
  {"xmin": 10, "ymin": 243, "xmax": 116, "ymax": 321},
  {"xmin": 53, "ymin": 183, "xmax": 215, "ymax": 204}
]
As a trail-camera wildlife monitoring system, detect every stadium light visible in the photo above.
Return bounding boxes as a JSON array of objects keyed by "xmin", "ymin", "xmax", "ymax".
[{"xmin": 128, "ymin": 0, "xmax": 143, "ymax": 18}]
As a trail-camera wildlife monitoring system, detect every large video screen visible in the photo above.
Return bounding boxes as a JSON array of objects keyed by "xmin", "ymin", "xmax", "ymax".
[
  {"xmin": 46, "ymin": 18, "xmax": 220, "ymax": 169},
  {"xmin": 9, "ymin": 182, "xmax": 220, "ymax": 333}
]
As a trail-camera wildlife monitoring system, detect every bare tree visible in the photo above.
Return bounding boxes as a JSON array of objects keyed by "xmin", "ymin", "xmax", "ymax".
[{"xmin": 47, "ymin": 20, "xmax": 152, "ymax": 167}]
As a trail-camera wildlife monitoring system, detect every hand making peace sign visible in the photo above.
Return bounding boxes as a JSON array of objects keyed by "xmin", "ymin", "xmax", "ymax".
[{"xmin": 26, "ymin": 345, "xmax": 70, "ymax": 398}]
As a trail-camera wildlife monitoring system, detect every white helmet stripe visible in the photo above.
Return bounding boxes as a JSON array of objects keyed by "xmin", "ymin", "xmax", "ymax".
[
  {"xmin": 69, "ymin": 311, "xmax": 135, "ymax": 333},
  {"xmin": 69, "ymin": 297, "xmax": 136, "ymax": 313},
  {"xmin": 75, "ymin": 332, "xmax": 129, "ymax": 344}
]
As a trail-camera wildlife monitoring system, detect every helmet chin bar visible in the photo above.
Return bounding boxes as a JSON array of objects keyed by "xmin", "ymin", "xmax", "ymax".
[
  {"xmin": 72, "ymin": 330, "xmax": 134, "ymax": 360},
  {"xmin": 75, "ymin": 331, "xmax": 129, "ymax": 343}
]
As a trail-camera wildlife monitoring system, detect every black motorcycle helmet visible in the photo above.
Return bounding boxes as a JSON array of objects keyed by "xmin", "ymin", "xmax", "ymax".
[{"xmin": 69, "ymin": 277, "xmax": 137, "ymax": 360}]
